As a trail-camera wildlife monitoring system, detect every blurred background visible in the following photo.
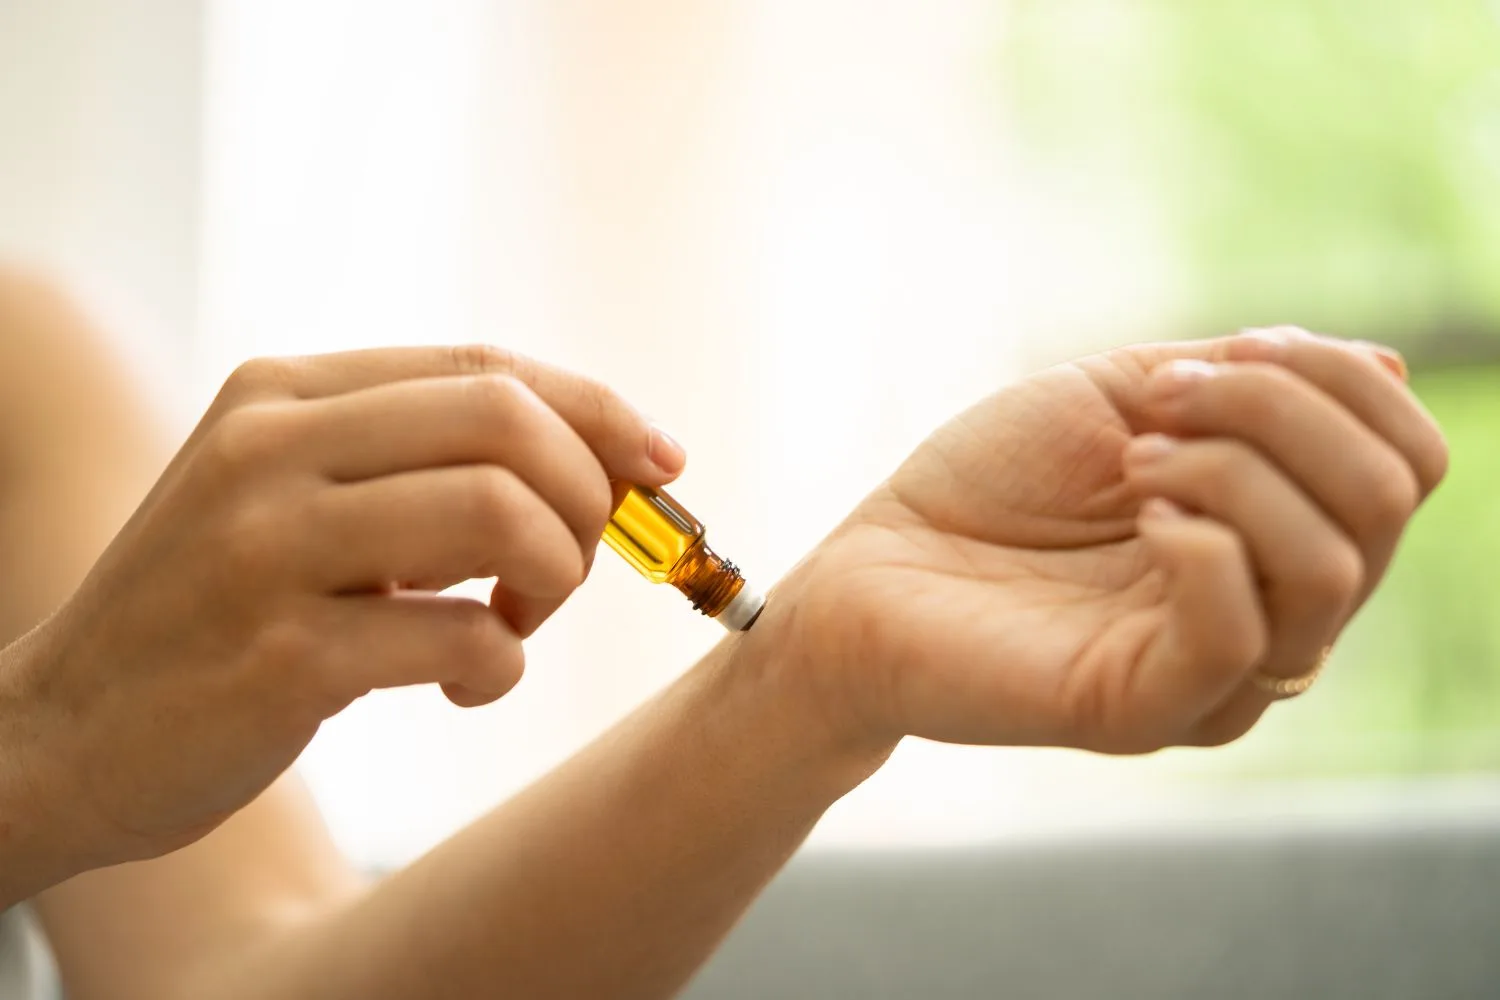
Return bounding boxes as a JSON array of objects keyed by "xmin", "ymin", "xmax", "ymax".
[{"xmin": 0, "ymin": 0, "xmax": 1495, "ymax": 871}]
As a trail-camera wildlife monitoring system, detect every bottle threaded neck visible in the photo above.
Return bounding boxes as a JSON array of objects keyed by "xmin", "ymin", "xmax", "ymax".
[{"xmin": 670, "ymin": 541, "xmax": 746, "ymax": 618}]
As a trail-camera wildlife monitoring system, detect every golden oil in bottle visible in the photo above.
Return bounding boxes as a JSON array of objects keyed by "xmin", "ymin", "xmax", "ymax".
[{"xmin": 602, "ymin": 485, "xmax": 765, "ymax": 631}]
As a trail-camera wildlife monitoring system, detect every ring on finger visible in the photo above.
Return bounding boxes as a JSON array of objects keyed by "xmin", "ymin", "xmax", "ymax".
[{"xmin": 1249, "ymin": 646, "xmax": 1333, "ymax": 700}]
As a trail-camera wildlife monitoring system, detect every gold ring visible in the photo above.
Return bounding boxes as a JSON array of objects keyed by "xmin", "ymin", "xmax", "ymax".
[{"xmin": 1249, "ymin": 646, "xmax": 1332, "ymax": 700}]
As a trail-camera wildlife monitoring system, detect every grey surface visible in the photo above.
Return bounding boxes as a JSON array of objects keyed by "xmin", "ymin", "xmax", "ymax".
[
  {"xmin": 9, "ymin": 794, "xmax": 1497, "ymax": 999},
  {"xmin": 0, "ymin": 907, "xmax": 57, "ymax": 1000},
  {"xmin": 684, "ymin": 821, "xmax": 1500, "ymax": 1000}
]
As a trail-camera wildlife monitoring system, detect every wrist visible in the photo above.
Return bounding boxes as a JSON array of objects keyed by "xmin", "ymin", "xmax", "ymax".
[
  {"xmin": 707, "ymin": 568, "xmax": 899, "ymax": 802},
  {"xmin": 0, "ymin": 635, "xmax": 69, "ymax": 902},
  {"xmin": 0, "ymin": 626, "xmax": 104, "ymax": 904}
]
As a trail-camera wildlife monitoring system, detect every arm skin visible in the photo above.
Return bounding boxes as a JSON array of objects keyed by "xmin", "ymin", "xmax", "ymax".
[
  {"xmin": 39, "ymin": 621, "xmax": 868, "ymax": 1000},
  {"xmin": 0, "ymin": 272, "xmax": 361, "ymax": 968},
  {"xmin": 1, "ymin": 272, "xmax": 885, "ymax": 1000},
  {"xmin": 171, "ymin": 620, "xmax": 885, "ymax": 1000}
]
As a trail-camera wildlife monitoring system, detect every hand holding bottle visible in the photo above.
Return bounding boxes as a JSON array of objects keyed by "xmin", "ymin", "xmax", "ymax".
[{"xmin": 0, "ymin": 345, "xmax": 682, "ymax": 882}]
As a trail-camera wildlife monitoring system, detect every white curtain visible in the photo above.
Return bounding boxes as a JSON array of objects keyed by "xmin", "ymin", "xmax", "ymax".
[{"xmin": 5, "ymin": 0, "xmax": 1194, "ymax": 870}]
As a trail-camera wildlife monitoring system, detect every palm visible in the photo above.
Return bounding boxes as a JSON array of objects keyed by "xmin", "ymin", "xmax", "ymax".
[{"xmin": 804, "ymin": 347, "xmax": 1188, "ymax": 751}]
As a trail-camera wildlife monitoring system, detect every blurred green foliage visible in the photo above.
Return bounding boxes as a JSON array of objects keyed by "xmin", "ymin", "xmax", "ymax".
[
  {"xmin": 1004, "ymin": 0, "xmax": 1500, "ymax": 358},
  {"xmin": 1003, "ymin": 0, "xmax": 1500, "ymax": 774}
]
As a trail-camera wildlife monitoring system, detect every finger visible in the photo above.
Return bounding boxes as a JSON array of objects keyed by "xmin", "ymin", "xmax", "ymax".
[
  {"xmin": 1128, "ymin": 499, "xmax": 1268, "ymax": 742},
  {"xmin": 1124, "ymin": 434, "xmax": 1361, "ymax": 685},
  {"xmin": 307, "ymin": 465, "xmax": 585, "ymax": 598},
  {"xmin": 1221, "ymin": 328, "xmax": 1448, "ymax": 497},
  {"xmin": 307, "ymin": 591, "xmax": 525, "ymax": 707},
  {"xmin": 1119, "ymin": 331, "xmax": 1405, "ymax": 382},
  {"xmin": 489, "ymin": 579, "xmax": 558, "ymax": 641},
  {"xmin": 1106, "ymin": 331, "xmax": 1446, "ymax": 499},
  {"xmin": 291, "ymin": 374, "xmax": 614, "ymax": 551},
  {"xmin": 237, "ymin": 344, "xmax": 685, "ymax": 482},
  {"xmin": 1187, "ymin": 644, "xmax": 1338, "ymax": 748},
  {"xmin": 1140, "ymin": 359, "xmax": 1418, "ymax": 593}
]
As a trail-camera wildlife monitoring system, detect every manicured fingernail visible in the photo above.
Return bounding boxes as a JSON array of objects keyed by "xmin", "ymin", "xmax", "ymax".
[
  {"xmin": 648, "ymin": 425, "xmax": 687, "ymax": 474},
  {"xmin": 1141, "ymin": 497, "xmax": 1187, "ymax": 521},
  {"xmin": 1148, "ymin": 359, "xmax": 1216, "ymax": 402},
  {"xmin": 1126, "ymin": 434, "xmax": 1177, "ymax": 465},
  {"xmin": 1356, "ymin": 341, "xmax": 1407, "ymax": 381},
  {"xmin": 1238, "ymin": 327, "xmax": 1289, "ymax": 358}
]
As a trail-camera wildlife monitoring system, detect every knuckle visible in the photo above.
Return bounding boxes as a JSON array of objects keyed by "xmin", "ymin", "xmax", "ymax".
[
  {"xmin": 466, "ymin": 373, "xmax": 532, "ymax": 424},
  {"xmin": 1172, "ymin": 441, "xmax": 1254, "ymax": 515},
  {"xmin": 591, "ymin": 381, "xmax": 647, "ymax": 453},
  {"xmin": 579, "ymin": 472, "xmax": 616, "ymax": 539},
  {"xmin": 460, "ymin": 470, "xmax": 585, "ymax": 595},
  {"xmin": 449, "ymin": 343, "xmax": 517, "ymax": 378},
  {"xmin": 222, "ymin": 356, "xmax": 294, "ymax": 401},
  {"xmin": 556, "ymin": 368, "xmax": 642, "ymax": 452},
  {"xmin": 1228, "ymin": 622, "xmax": 1270, "ymax": 672},
  {"xmin": 520, "ymin": 530, "xmax": 587, "ymax": 598},
  {"xmin": 1363, "ymin": 460, "xmax": 1420, "ymax": 532},
  {"xmin": 205, "ymin": 402, "xmax": 294, "ymax": 473},
  {"xmin": 1300, "ymin": 540, "xmax": 1364, "ymax": 610},
  {"xmin": 580, "ymin": 375, "xmax": 616, "ymax": 427},
  {"xmin": 548, "ymin": 545, "xmax": 589, "ymax": 594},
  {"xmin": 1420, "ymin": 433, "xmax": 1451, "ymax": 495},
  {"xmin": 465, "ymin": 466, "xmax": 525, "ymax": 534}
]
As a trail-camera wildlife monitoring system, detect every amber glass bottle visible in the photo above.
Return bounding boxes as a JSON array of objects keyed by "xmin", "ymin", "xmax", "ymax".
[{"xmin": 602, "ymin": 485, "xmax": 764, "ymax": 631}]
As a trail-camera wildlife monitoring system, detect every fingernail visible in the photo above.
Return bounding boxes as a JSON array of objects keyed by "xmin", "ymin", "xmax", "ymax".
[
  {"xmin": 1356, "ymin": 341, "xmax": 1408, "ymax": 381},
  {"xmin": 1141, "ymin": 497, "xmax": 1187, "ymax": 521},
  {"xmin": 1126, "ymin": 434, "xmax": 1177, "ymax": 465},
  {"xmin": 1148, "ymin": 359, "xmax": 1216, "ymax": 402},
  {"xmin": 1237, "ymin": 327, "xmax": 1289, "ymax": 358},
  {"xmin": 648, "ymin": 425, "xmax": 687, "ymax": 474},
  {"xmin": 1269, "ymin": 324, "xmax": 1315, "ymax": 341}
]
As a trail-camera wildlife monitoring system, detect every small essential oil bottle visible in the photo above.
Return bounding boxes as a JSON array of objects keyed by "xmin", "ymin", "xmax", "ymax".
[{"xmin": 602, "ymin": 485, "xmax": 765, "ymax": 631}]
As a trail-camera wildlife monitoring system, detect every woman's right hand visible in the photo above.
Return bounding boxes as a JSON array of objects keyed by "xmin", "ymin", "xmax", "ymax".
[{"xmin": 0, "ymin": 345, "xmax": 682, "ymax": 874}]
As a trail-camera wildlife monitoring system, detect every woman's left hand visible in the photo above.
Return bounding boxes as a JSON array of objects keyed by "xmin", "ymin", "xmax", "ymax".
[{"xmin": 752, "ymin": 328, "xmax": 1448, "ymax": 757}]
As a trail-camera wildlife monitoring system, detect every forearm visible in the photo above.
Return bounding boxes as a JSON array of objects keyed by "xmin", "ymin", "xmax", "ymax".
[
  {"xmin": 199, "ymin": 617, "xmax": 890, "ymax": 1000},
  {"xmin": 0, "ymin": 630, "xmax": 84, "ymax": 908},
  {"xmin": 0, "ymin": 272, "xmax": 171, "ymax": 908}
]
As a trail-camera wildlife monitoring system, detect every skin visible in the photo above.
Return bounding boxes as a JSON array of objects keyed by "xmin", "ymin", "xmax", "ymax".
[{"xmin": 0, "ymin": 271, "xmax": 1445, "ymax": 999}]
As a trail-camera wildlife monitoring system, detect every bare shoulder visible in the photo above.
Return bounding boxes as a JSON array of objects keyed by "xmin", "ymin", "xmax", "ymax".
[
  {"xmin": 0, "ymin": 264, "xmax": 164, "ymax": 474},
  {"xmin": 0, "ymin": 264, "xmax": 101, "ymax": 396},
  {"xmin": 0, "ymin": 262, "xmax": 86, "ymax": 333}
]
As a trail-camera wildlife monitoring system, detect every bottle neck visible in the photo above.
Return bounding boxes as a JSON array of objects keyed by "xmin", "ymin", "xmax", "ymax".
[{"xmin": 671, "ymin": 540, "xmax": 746, "ymax": 618}]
